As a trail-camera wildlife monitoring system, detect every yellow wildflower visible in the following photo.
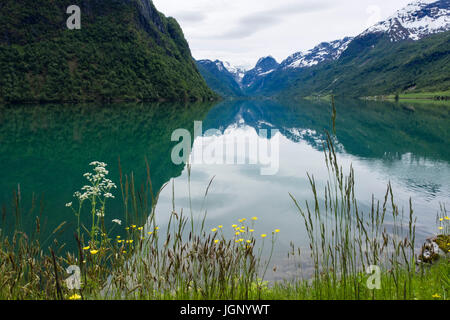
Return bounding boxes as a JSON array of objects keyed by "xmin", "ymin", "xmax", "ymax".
[
  {"xmin": 274, "ymin": 229, "xmax": 280, "ymax": 233},
  {"xmin": 211, "ymin": 228, "xmax": 218, "ymax": 232},
  {"xmin": 68, "ymin": 294, "xmax": 82, "ymax": 300},
  {"xmin": 249, "ymin": 229, "xmax": 255, "ymax": 233},
  {"xmin": 232, "ymin": 224, "xmax": 238, "ymax": 228},
  {"xmin": 261, "ymin": 234, "xmax": 267, "ymax": 238},
  {"xmin": 432, "ymin": 293, "xmax": 441, "ymax": 299},
  {"xmin": 83, "ymin": 246, "xmax": 90, "ymax": 251},
  {"xmin": 214, "ymin": 239, "xmax": 220, "ymax": 244},
  {"xmin": 90, "ymin": 250, "xmax": 99, "ymax": 255},
  {"xmin": 251, "ymin": 217, "xmax": 258, "ymax": 221},
  {"xmin": 218, "ymin": 225, "xmax": 223, "ymax": 229}
]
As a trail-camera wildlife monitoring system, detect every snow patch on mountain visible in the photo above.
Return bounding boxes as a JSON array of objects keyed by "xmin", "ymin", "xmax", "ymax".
[
  {"xmin": 223, "ymin": 61, "xmax": 247, "ymax": 83},
  {"xmin": 259, "ymin": 69, "xmax": 276, "ymax": 76},
  {"xmin": 241, "ymin": 56, "xmax": 279, "ymax": 88},
  {"xmin": 214, "ymin": 60, "xmax": 225, "ymax": 72},
  {"xmin": 281, "ymin": 37, "xmax": 354, "ymax": 70},
  {"xmin": 360, "ymin": 0, "xmax": 450, "ymax": 41}
]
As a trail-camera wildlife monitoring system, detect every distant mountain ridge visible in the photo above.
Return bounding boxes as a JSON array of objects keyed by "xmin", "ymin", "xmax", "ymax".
[
  {"xmin": 280, "ymin": 37, "xmax": 354, "ymax": 70},
  {"xmin": 241, "ymin": 56, "xmax": 279, "ymax": 90},
  {"xmin": 222, "ymin": 61, "xmax": 247, "ymax": 85},
  {"xmin": 198, "ymin": 0, "xmax": 450, "ymax": 98},
  {"xmin": 196, "ymin": 59, "xmax": 244, "ymax": 97}
]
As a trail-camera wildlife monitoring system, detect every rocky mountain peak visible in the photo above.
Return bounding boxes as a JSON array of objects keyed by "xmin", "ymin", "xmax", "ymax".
[
  {"xmin": 280, "ymin": 37, "xmax": 354, "ymax": 70},
  {"xmin": 254, "ymin": 56, "xmax": 279, "ymax": 71},
  {"xmin": 360, "ymin": 0, "xmax": 450, "ymax": 41}
]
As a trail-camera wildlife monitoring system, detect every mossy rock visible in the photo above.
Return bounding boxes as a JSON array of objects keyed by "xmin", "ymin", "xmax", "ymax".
[
  {"xmin": 418, "ymin": 236, "xmax": 448, "ymax": 264},
  {"xmin": 435, "ymin": 234, "xmax": 450, "ymax": 253}
]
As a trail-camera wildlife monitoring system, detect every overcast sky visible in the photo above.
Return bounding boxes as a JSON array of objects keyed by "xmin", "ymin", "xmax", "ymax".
[{"xmin": 152, "ymin": 0, "xmax": 414, "ymax": 69}]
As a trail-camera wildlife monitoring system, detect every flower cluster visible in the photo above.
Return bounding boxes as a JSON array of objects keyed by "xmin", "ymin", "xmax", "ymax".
[
  {"xmin": 438, "ymin": 215, "xmax": 449, "ymax": 234},
  {"xmin": 210, "ymin": 217, "xmax": 279, "ymax": 247},
  {"xmin": 66, "ymin": 161, "xmax": 120, "ymax": 251},
  {"xmin": 72, "ymin": 162, "xmax": 117, "ymax": 202}
]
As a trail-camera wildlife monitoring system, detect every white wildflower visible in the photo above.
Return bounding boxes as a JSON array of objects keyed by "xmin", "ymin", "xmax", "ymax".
[
  {"xmin": 70, "ymin": 161, "xmax": 117, "ymax": 212},
  {"xmin": 90, "ymin": 161, "xmax": 107, "ymax": 168},
  {"xmin": 104, "ymin": 193, "xmax": 114, "ymax": 199},
  {"xmin": 79, "ymin": 193, "xmax": 89, "ymax": 201},
  {"xmin": 112, "ymin": 219, "xmax": 122, "ymax": 225},
  {"xmin": 65, "ymin": 202, "xmax": 72, "ymax": 207}
]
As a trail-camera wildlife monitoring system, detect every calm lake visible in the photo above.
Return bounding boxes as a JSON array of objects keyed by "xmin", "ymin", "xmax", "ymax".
[{"xmin": 0, "ymin": 99, "xmax": 449, "ymax": 279}]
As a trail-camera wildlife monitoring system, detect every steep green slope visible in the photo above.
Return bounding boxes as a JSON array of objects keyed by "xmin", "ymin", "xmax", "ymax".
[
  {"xmin": 0, "ymin": 0, "xmax": 217, "ymax": 103},
  {"xmin": 249, "ymin": 31, "xmax": 450, "ymax": 98}
]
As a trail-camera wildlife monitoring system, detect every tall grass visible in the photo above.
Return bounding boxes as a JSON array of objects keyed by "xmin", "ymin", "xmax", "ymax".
[
  {"xmin": 0, "ymin": 136, "xmax": 448, "ymax": 300},
  {"xmin": 0, "ymin": 158, "xmax": 274, "ymax": 300},
  {"xmin": 287, "ymin": 132, "xmax": 447, "ymax": 300}
]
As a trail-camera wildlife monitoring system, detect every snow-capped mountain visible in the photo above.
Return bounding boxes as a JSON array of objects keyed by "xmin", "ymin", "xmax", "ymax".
[
  {"xmin": 222, "ymin": 61, "xmax": 247, "ymax": 84},
  {"xmin": 197, "ymin": 0, "xmax": 450, "ymax": 97},
  {"xmin": 280, "ymin": 37, "xmax": 354, "ymax": 70},
  {"xmin": 209, "ymin": 60, "xmax": 246, "ymax": 80},
  {"xmin": 196, "ymin": 59, "xmax": 244, "ymax": 97},
  {"xmin": 263, "ymin": 0, "xmax": 449, "ymax": 72},
  {"xmin": 196, "ymin": 59, "xmax": 229, "ymax": 74},
  {"xmin": 360, "ymin": 0, "xmax": 450, "ymax": 41},
  {"xmin": 241, "ymin": 56, "xmax": 279, "ymax": 88}
]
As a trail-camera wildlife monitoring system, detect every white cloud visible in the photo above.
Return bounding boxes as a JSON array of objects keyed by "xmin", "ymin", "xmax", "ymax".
[{"xmin": 153, "ymin": 0, "xmax": 414, "ymax": 68}]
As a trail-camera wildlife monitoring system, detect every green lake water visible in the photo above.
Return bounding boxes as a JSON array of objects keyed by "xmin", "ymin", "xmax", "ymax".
[{"xmin": 0, "ymin": 99, "xmax": 449, "ymax": 278}]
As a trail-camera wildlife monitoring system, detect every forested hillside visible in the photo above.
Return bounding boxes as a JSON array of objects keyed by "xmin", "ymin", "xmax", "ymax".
[{"xmin": 0, "ymin": 0, "xmax": 217, "ymax": 103}]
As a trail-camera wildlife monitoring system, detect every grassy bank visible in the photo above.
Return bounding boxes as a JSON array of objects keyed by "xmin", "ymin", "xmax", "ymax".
[
  {"xmin": 362, "ymin": 90, "xmax": 450, "ymax": 102},
  {"xmin": 0, "ymin": 137, "xmax": 448, "ymax": 300},
  {"xmin": 262, "ymin": 259, "xmax": 448, "ymax": 300}
]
